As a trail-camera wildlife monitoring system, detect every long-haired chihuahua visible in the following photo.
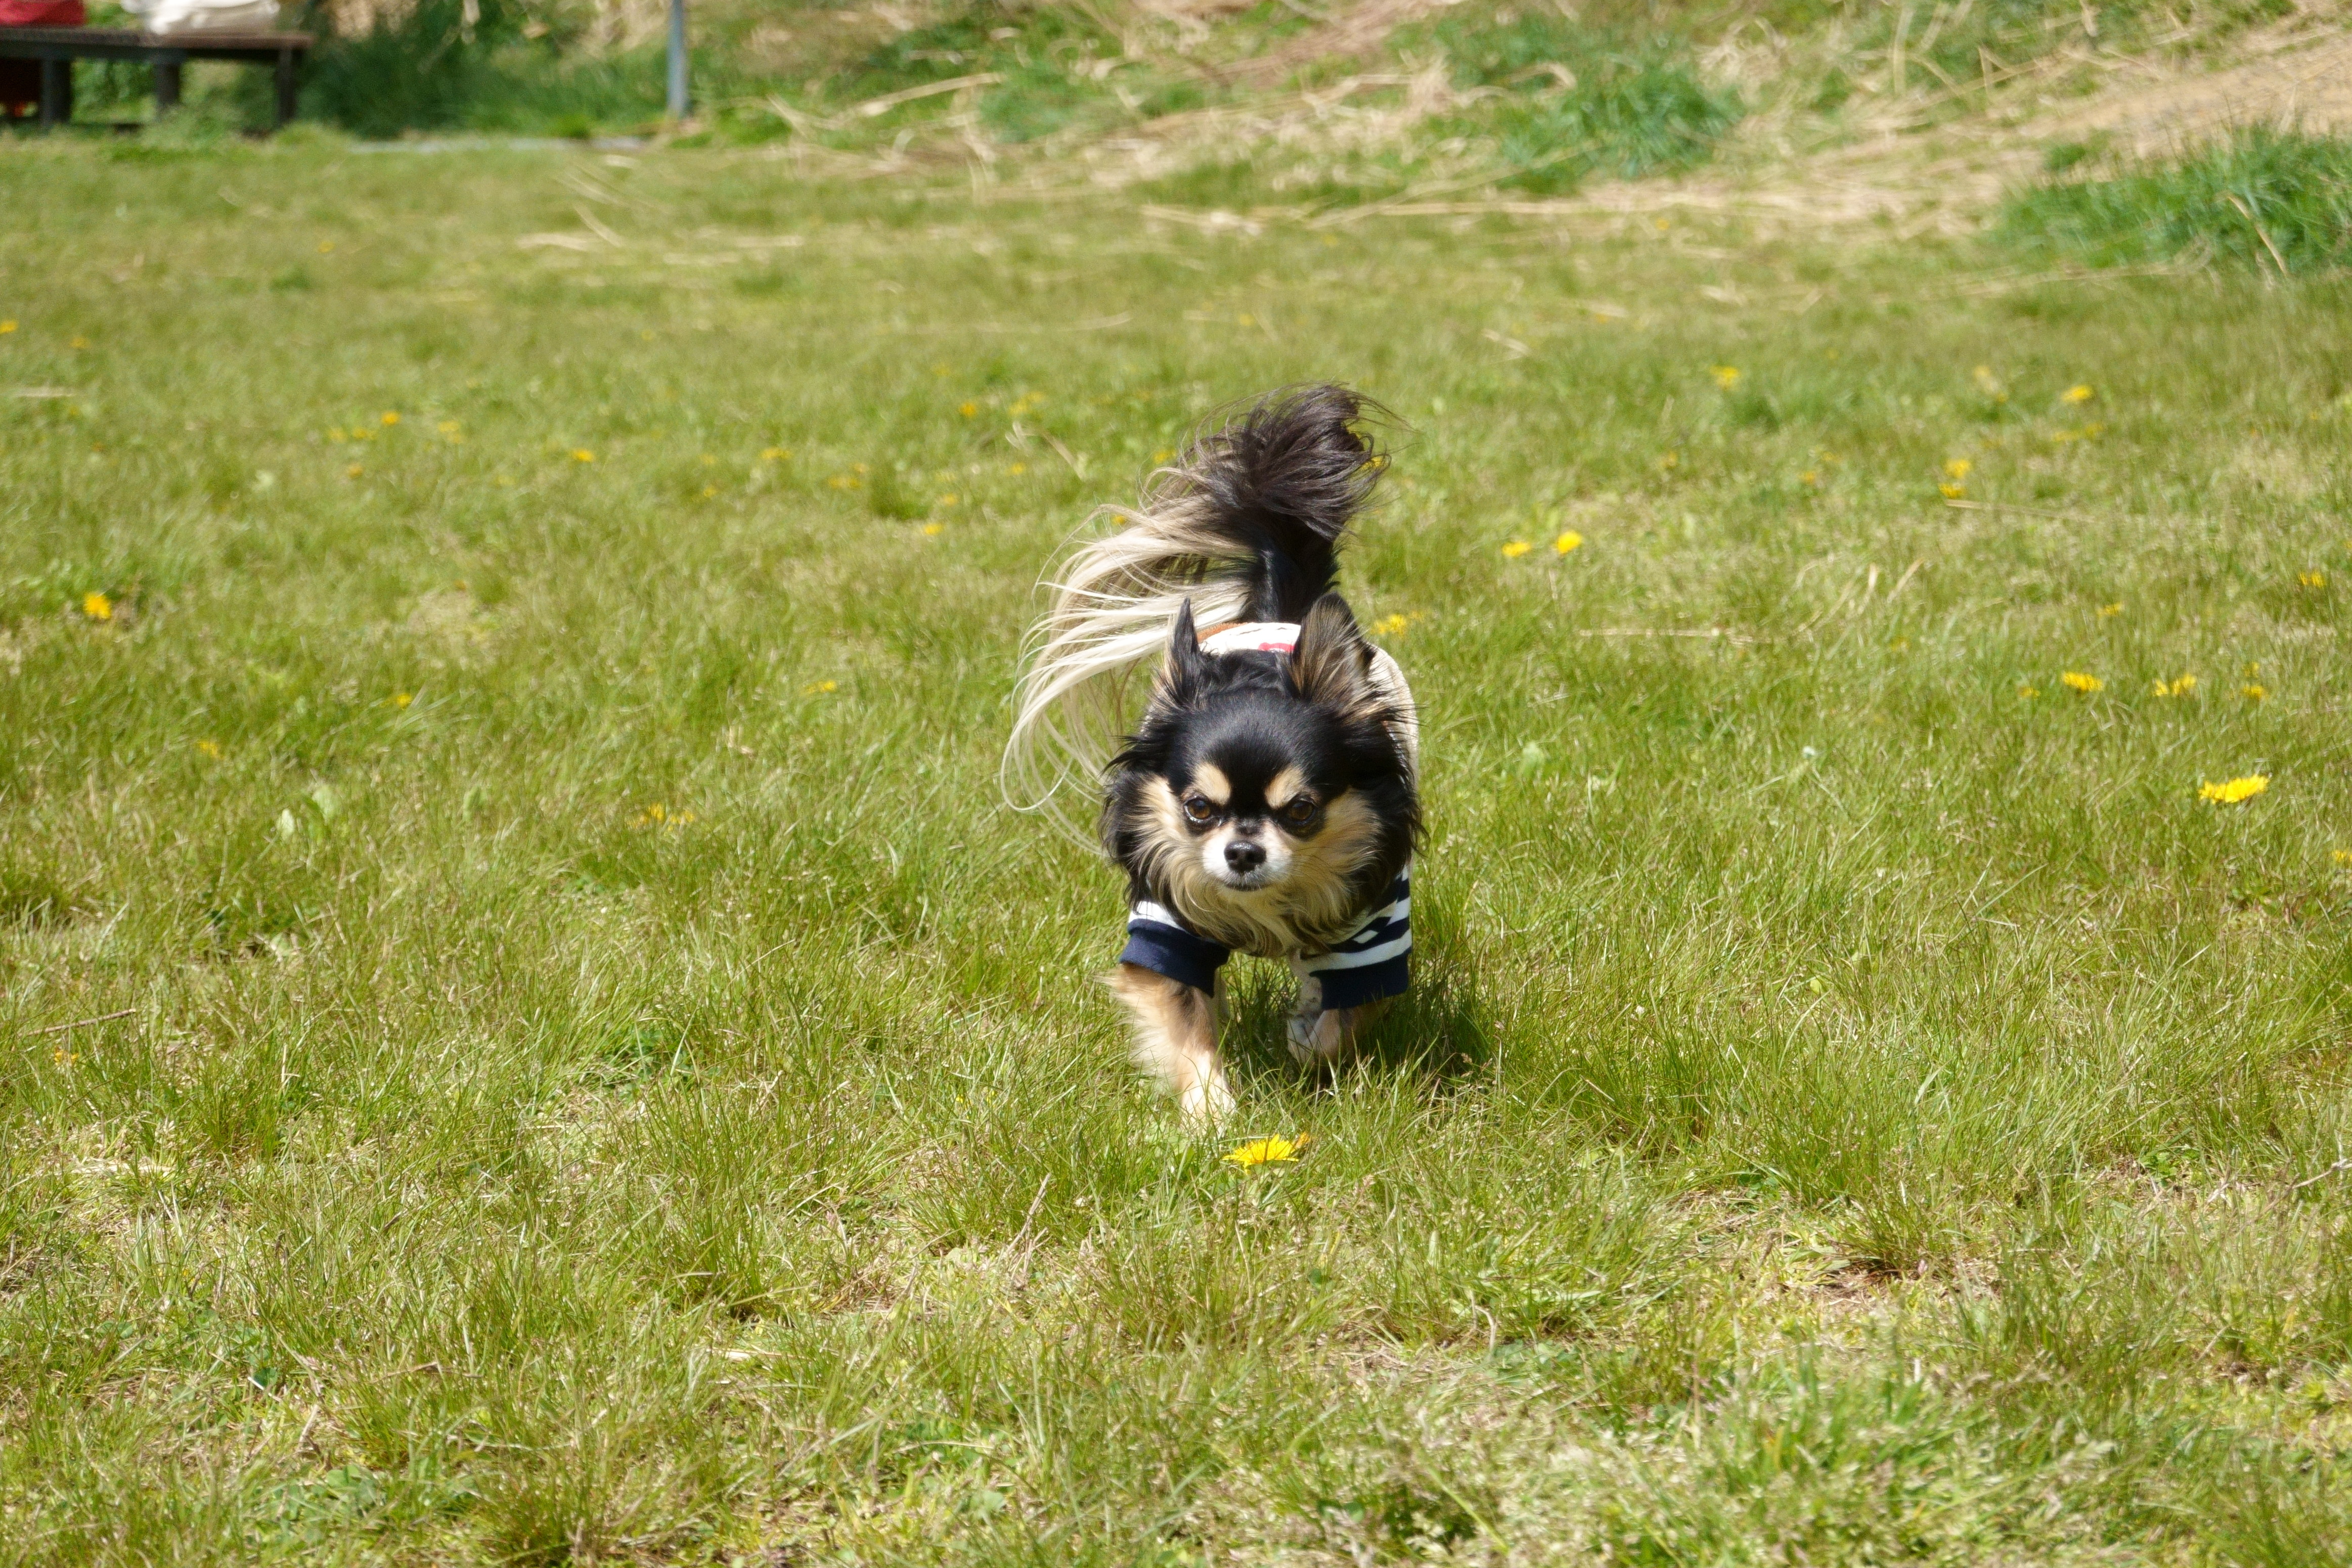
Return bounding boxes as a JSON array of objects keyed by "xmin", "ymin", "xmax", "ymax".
[{"xmin": 1004, "ymin": 384, "xmax": 1419, "ymax": 1122}]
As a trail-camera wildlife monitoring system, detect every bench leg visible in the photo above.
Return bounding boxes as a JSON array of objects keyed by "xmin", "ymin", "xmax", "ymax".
[
  {"xmin": 153, "ymin": 58, "xmax": 181, "ymax": 116},
  {"xmin": 275, "ymin": 49, "xmax": 297, "ymax": 127},
  {"xmin": 39, "ymin": 58, "xmax": 71, "ymax": 131}
]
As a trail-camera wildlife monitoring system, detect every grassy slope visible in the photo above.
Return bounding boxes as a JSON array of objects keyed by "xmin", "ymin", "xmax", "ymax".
[{"xmin": 1, "ymin": 135, "xmax": 2350, "ymax": 1563}]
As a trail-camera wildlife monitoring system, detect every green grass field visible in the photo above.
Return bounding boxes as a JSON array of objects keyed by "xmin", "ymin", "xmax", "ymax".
[{"xmin": 3, "ymin": 133, "xmax": 2351, "ymax": 1564}]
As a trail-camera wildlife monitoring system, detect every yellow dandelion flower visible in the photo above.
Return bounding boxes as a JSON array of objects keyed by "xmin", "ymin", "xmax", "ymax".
[
  {"xmin": 1659, "ymin": 451, "xmax": 1679, "ymax": 470},
  {"xmin": 347, "ymin": 463, "xmax": 364, "ymax": 478},
  {"xmin": 959, "ymin": 401, "xmax": 979, "ymax": 418},
  {"xmin": 0, "ymin": 320, "xmax": 15, "ymax": 334},
  {"xmin": 921, "ymin": 523, "xmax": 944, "ymax": 536},
  {"xmin": 2299, "ymin": 570, "xmax": 2327, "ymax": 589},
  {"xmin": 2098, "ymin": 603, "xmax": 2122, "ymax": 617},
  {"xmin": 1940, "ymin": 483, "xmax": 1967, "ymax": 500},
  {"xmin": 1710, "ymin": 365, "xmax": 1742, "ymax": 390},
  {"xmin": 1800, "ymin": 470, "xmax": 1820, "ymax": 486},
  {"xmin": 1501, "ymin": 540, "xmax": 1534, "ymax": 558},
  {"xmin": 760, "ymin": 447, "xmax": 790, "ymax": 462},
  {"xmin": 381, "ymin": 411, "xmax": 400, "ymax": 426},
  {"xmin": 804, "ymin": 679, "xmax": 838, "ymax": 695},
  {"xmin": 1554, "ymin": 530, "xmax": 1584, "ymax": 555},
  {"xmin": 1371, "ymin": 613, "xmax": 1410, "ymax": 637},
  {"xmin": 2153, "ymin": 674, "xmax": 2196, "ymax": 697},
  {"xmin": 80, "ymin": 591, "xmax": 112, "ymax": 621},
  {"xmin": 2061, "ymin": 671, "xmax": 2103, "ymax": 693},
  {"xmin": 2242, "ymin": 683, "xmax": 2268, "ymax": 701},
  {"xmin": 2244, "ymin": 661, "xmax": 2260, "ymax": 677},
  {"xmin": 1944, "ymin": 458, "xmax": 1973, "ymax": 480},
  {"xmin": 937, "ymin": 494, "xmax": 958, "ymax": 507},
  {"xmin": 2062, "ymin": 384, "xmax": 2094, "ymax": 405},
  {"xmin": 2198, "ymin": 775, "xmax": 2268, "ymax": 804},
  {"xmin": 2333, "ymin": 849, "xmax": 2352, "ymax": 867},
  {"xmin": 196, "ymin": 739, "xmax": 224, "ymax": 758},
  {"xmin": 700, "ymin": 483, "xmax": 719, "ymax": 499},
  {"xmin": 1007, "ymin": 462, "xmax": 1027, "ymax": 475},
  {"xmin": 2018, "ymin": 683, "xmax": 2040, "ymax": 697},
  {"xmin": 827, "ymin": 473, "xmax": 859, "ymax": 490},
  {"xmin": 1224, "ymin": 1134, "xmax": 1310, "ymax": 1167},
  {"xmin": 438, "ymin": 420, "xmax": 460, "ymax": 435},
  {"xmin": 52, "ymin": 1048, "xmax": 76, "ymax": 1067},
  {"xmin": 571, "ymin": 449, "xmax": 595, "ymax": 463},
  {"xmin": 69, "ymin": 335, "xmax": 88, "ymax": 349},
  {"xmin": 391, "ymin": 692, "xmax": 414, "ymax": 708},
  {"xmin": 318, "ymin": 241, "xmax": 334, "ymax": 253},
  {"xmin": 1153, "ymin": 448, "xmax": 1176, "ymax": 463}
]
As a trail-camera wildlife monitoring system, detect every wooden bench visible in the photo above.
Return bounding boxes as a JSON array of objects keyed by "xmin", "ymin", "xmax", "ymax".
[{"xmin": 0, "ymin": 26, "xmax": 310, "ymax": 130}]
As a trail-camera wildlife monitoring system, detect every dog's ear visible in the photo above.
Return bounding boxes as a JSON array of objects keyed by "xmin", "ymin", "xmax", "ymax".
[
  {"xmin": 1160, "ymin": 598, "xmax": 1212, "ymax": 700},
  {"xmin": 1289, "ymin": 592, "xmax": 1374, "ymax": 710}
]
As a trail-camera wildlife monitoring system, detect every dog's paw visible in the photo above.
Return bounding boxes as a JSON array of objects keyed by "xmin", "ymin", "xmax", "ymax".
[
  {"xmin": 1179, "ymin": 1074, "xmax": 1237, "ymax": 1126},
  {"xmin": 1287, "ymin": 1009, "xmax": 1348, "ymax": 1066}
]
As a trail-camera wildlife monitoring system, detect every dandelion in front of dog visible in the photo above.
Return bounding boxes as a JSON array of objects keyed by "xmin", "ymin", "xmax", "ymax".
[
  {"xmin": 1501, "ymin": 540, "xmax": 1534, "ymax": 558},
  {"xmin": 2061, "ymin": 671, "xmax": 2103, "ymax": 694},
  {"xmin": 2198, "ymin": 775, "xmax": 2268, "ymax": 804},
  {"xmin": 1225, "ymin": 1134, "xmax": 1310, "ymax": 1167},
  {"xmin": 80, "ymin": 591, "xmax": 112, "ymax": 621},
  {"xmin": 1555, "ymin": 530, "xmax": 1584, "ymax": 555}
]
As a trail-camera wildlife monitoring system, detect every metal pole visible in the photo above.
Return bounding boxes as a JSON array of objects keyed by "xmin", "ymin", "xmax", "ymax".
[{"xmin": 665, "ymin": 0, "xmax": 688, "ymax": 121}]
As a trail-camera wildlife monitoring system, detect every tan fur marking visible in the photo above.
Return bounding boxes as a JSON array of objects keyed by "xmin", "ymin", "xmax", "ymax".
[
  {"xmin": 1190, "ymin": 763, "xmax": 1231, "ymax": 806},
  {"xmin": 1266, "ymin": 766, "xmax": 1307, "ymax": 810},
  {"xmin": 1106, "ymin": 963, "xmax": 1230, "ymax": 1123}
]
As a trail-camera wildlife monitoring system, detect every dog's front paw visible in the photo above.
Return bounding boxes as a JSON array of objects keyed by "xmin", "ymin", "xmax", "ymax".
[
  {"xmin": 1179, "ymin": 1074, "xmax": 1237, "ymax": 1126},
  {"xmin": 1287, "ymin": 1009, "xmax": 1348, "ymax": 1066}
]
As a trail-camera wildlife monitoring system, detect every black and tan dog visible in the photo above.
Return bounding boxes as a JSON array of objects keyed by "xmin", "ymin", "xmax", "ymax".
[{"xmin": 1005, "ymin": 385, "xmax": 1420, "ymax": 1122}]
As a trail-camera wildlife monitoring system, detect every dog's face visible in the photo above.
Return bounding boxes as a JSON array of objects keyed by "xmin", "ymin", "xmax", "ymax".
[{"xmin": 1105, "ymin": 594, "xmax": 1418, "ymax": 951}]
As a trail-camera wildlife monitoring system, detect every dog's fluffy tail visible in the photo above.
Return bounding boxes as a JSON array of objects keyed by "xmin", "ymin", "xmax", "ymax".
[{"xmin": 1002, "ymin": 383, "xmax": 1389, "ymax": 833}]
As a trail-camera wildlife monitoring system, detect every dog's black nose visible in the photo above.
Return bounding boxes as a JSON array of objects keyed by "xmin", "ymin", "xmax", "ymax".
[{"xmin": 1224, "ymin": 839, "xmax": 1266, "ymax": 874}]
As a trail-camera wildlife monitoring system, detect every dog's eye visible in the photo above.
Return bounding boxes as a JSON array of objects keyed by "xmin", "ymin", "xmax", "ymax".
[
  {"xmin": 1279, "ymin": 797, "xmax": 1319, "ymax": 830},
  {"xmin": 1182, "ymin": 793, "xmax": 1218, "ymax": 826}
]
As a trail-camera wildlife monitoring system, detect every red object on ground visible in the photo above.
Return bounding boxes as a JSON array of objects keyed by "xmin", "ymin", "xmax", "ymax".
[{"xmin": 1, "ymin": 0, "xmax": 84, "ymax": 116}]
